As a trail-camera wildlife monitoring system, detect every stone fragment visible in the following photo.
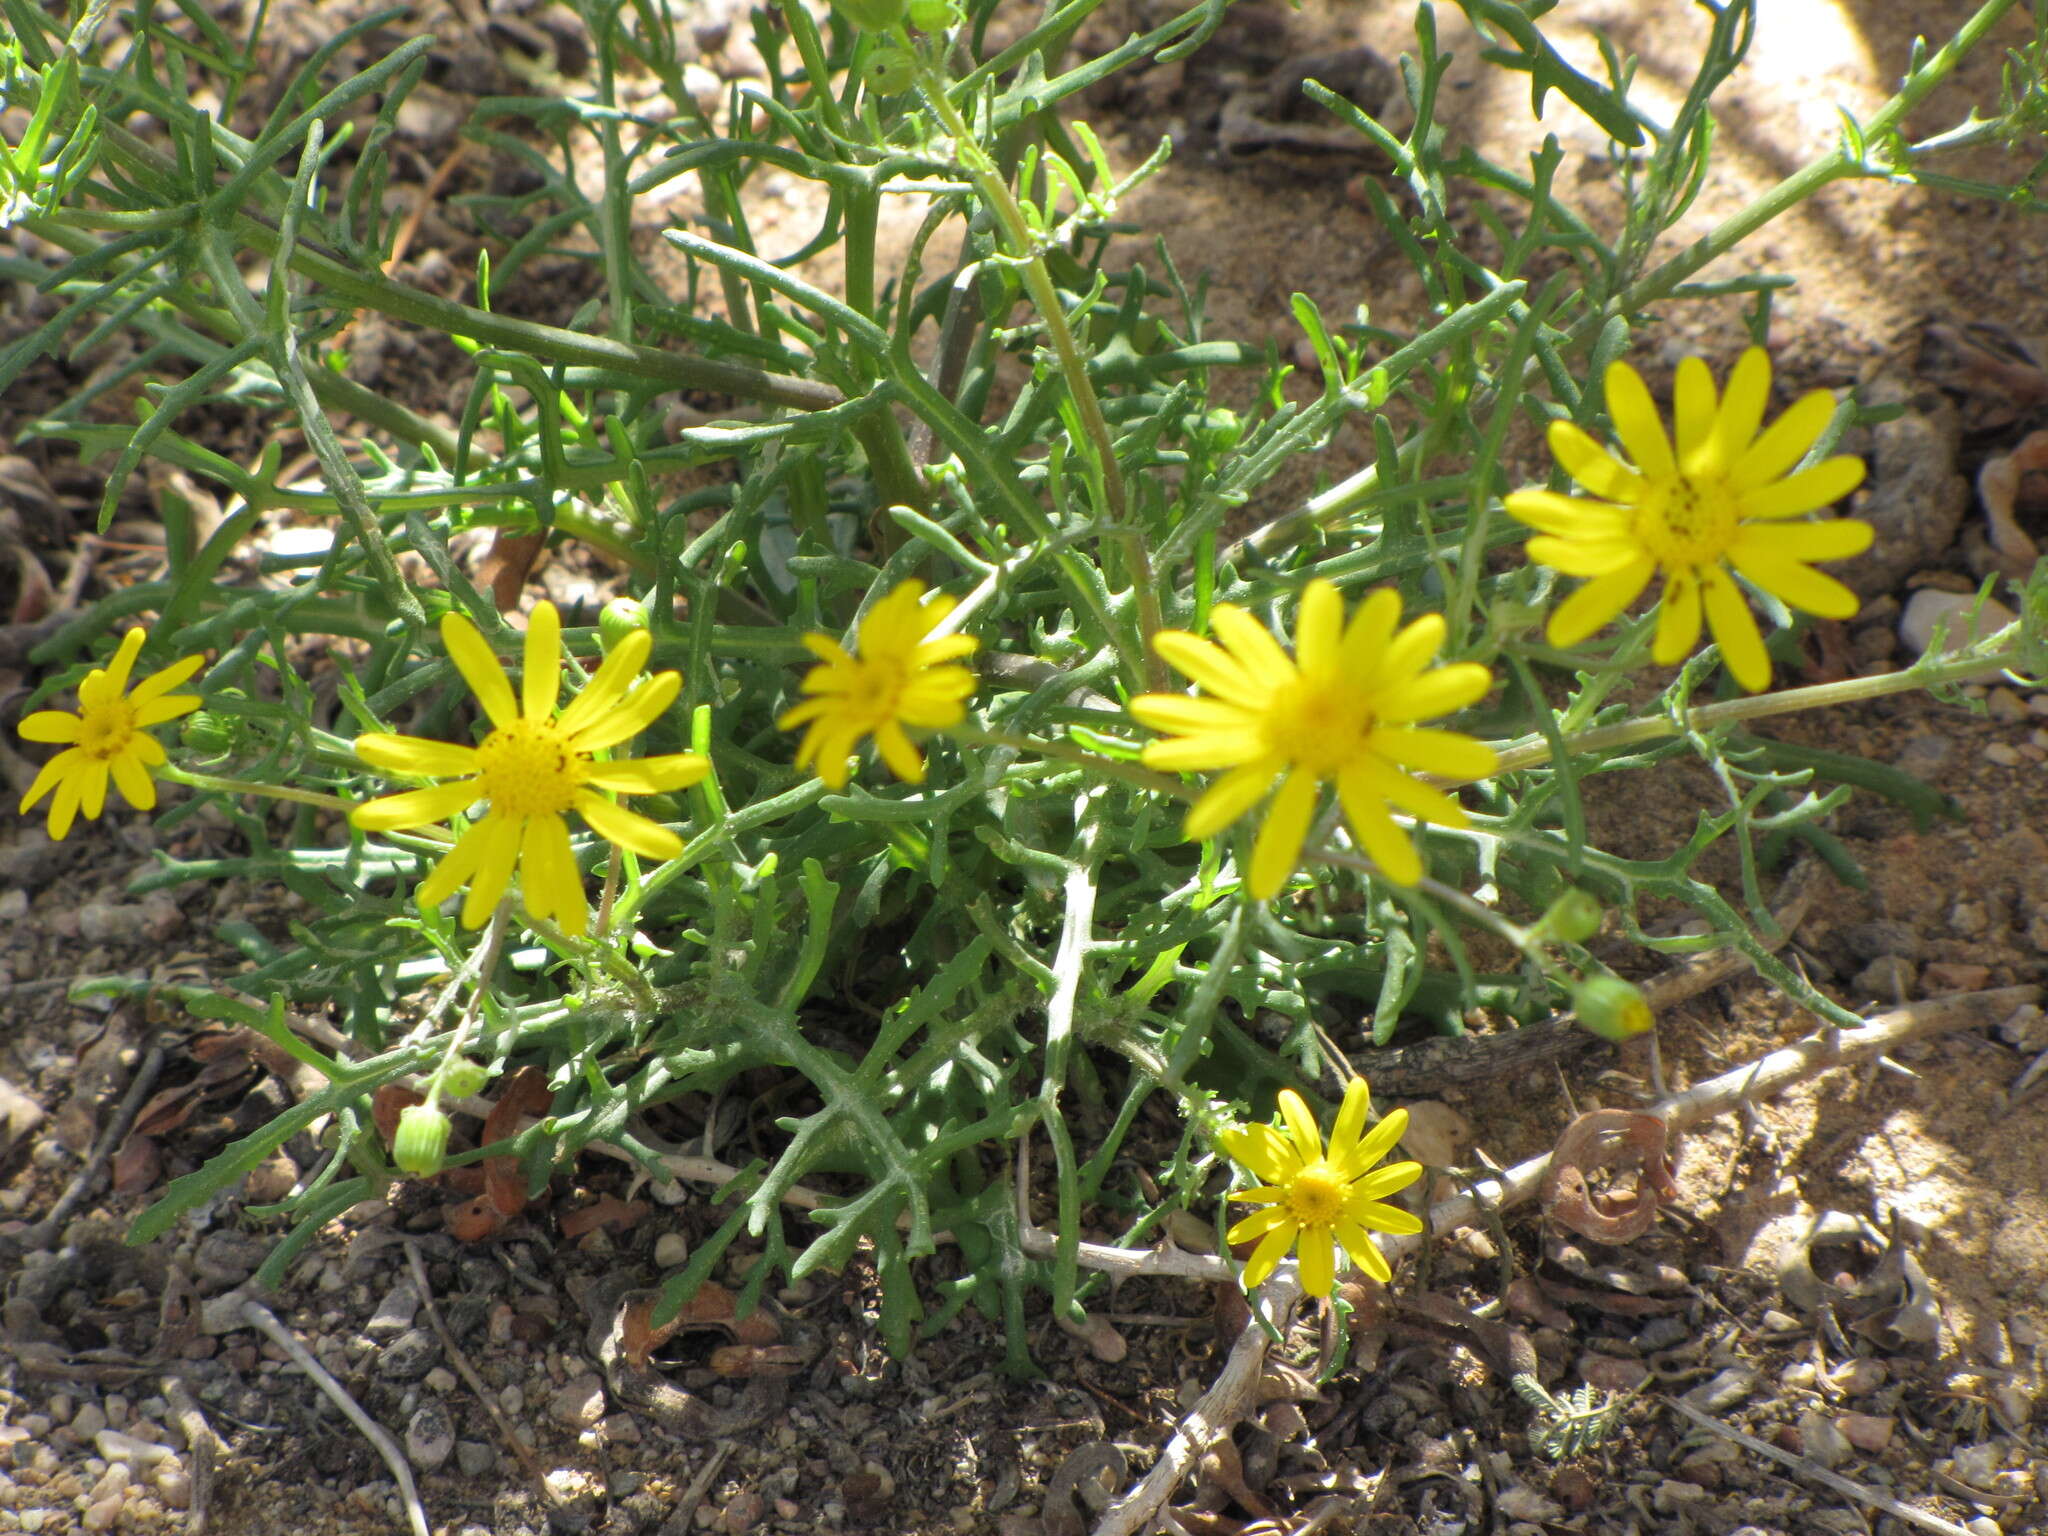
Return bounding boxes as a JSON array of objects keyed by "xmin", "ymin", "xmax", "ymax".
[
  {"xmin": 551, "ymin": 1374, "xmax": 607, "ymax": 1430},
  {"xmin": 1838, "ymin": 1413, "xmax": 1894, "ymax": 1452},
  {"xmin": 1796, "ymin": 1410, "xmax": 1849, "ymax": 1469},
  {"xmin": 1900, "ymin": 589, "xmax": 2016, "ymax": 657},
  {"xmin": 365, "ymin": 1282, "xmax": 421, "ymax": 1342},
  {"xmin": 375, "ymin": 1327, "xmax": 440, "ymax": 1382},
  {"xmin": 406, "ymin": 1402, "xmax": 455, "ymax": 1471}
]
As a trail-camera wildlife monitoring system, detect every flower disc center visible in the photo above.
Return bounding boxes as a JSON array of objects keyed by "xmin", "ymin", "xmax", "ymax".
[
  {"xmin": 840, "ymin": 658, "xmax": 908, "ymax": 729},
  {"xmin": 1282, "ymin": 1161, "xmax": 1349, "ymax": 1228},
  {"xmin": 476, "ymin": 719, "xmax": 582, "ymax": 818},
  {"xmin": 1633, "ymin": 475, "xmax": 1740, "ymax": 569},
  {"xmin": 77, "ymin": 701, "xmax": 137, "ymax": 761},
  {"xmin": 1266, "ymin": 679, "xmax": 1375, "ymax": 775}
]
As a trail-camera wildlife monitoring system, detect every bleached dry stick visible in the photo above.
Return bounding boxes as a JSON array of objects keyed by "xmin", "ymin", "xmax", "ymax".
[
  {"xmin": 238, "ymin": 1297, "xmax": 431, "ymax": 1536},
  {"xmin": 1086, "ymin": 984, "xmax": 2039, "ymax": 1536}
]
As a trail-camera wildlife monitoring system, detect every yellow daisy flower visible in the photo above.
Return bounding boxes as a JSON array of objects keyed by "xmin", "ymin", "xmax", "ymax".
[
  {"xmin": 350, "ymin": 601, "xmax": 708, "ymax": 937},
  {"xmin": 16, "ymin": 626, "xmax": 203, "ymax": 840},
  {"xmin": 1129, "ymin": 579, "xmax": 1496, "ymax": 897},
  {"xmin": 1219, "ymin": 1077, "xmax": 1423, "ymax": 1296},
  {"xmin": 778, "ymin": 580, "xmax": 979, "ymax": 791},
  {"xmin": 1504, "ymin": 347, "xmax": 1872, "ymax": 692}
]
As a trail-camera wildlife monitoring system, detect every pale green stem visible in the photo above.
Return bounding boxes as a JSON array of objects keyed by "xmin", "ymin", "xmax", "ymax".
[
  {"xmin": 949, "ymin": 723, "xmax": 1193, "ymax": 800},
  {"xmin": 914, "ymin": 58, "xmax": 1167, "ymax": 689},
  {"xmin": 1492, "ymin": 644, "xmax": 2022, "ymax": 776},
  {"xmin": 163, "ymin": 766, "xmax": 355, "ymax": 814}
]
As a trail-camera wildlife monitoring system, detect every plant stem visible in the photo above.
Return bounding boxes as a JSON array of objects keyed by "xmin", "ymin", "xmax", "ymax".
[
  {"xmin": 914, "ymin": 56, "xmax": 1166, "ymax": 689},
  {"xmin": 163, "ymin": 766, "xmax": 356, "ymax": 814},
  {"xmin": 949, "ymin": 724, "xmax": 1193, "ymax": 800},
  {"xmin": 1491, "ymin": 645, "xmax": 2022, "ymax": 776}
]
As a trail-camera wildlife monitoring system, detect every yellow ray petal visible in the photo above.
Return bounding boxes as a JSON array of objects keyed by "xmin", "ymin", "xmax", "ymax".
[
  {"xmin": 1332, "ymin": 1221, "xmax": 1393, "ymax": 1284},
  {"xmin": 1240, "ymin": 1222, "xmax": 1297, "ymax": 1290},
  {"xmin": 556, "ymin": 629, "xmax": 653, "ymax": 739},
  {"xmin": 1293, "ymin": 579, "xmax": 1344, "ymax": 675},
  {"xmin": 1603, "ymin": 361, "xmax": 1675, "ymax": 480},
  {"xmin": 1326, "ymin": 1077, "xmax": 1372, "ymax": 1167},
  {"xmin": 1275, "ymin": 1088, "xmax": 1325, "ymax": 1167},
  {"xmin": 110, "ymin": 752, "xmax": 157, "ymax": 811},
  {"xmin": 1374, "ymin": 663, "xmax": 1493, "ymax": 724},
  {"xmin": 1334, "ymin": 782, "xmax": 1419, "ymax": 885},
  {"xmin": 1152, "ymin": 630, "xmax": 1267, "ymax": 707},
  {"xmin": 1248, "ymin": 767, "xmax": 1319, "ymax": 900},
  {"xmin": 1366, "ymin": 726, "xmax": 1497, "ymax": 783},
  {"xmin": 462, "ymin": 815, "xmax": 522, "ymax": 928},
  {"xmin": 130, "ymin": 652, "xmax": 206, "ymax": 706},
  {"xmin": 1208, "ymin": 604, "xmax": 1299, "ymax": 691},
  {"xmin": 1546, "ymin": 420, "xmax": 1642, "ymax": 503},
  {"xmin": 1503, "ymin": 489, "xmax": 1632, "ymax": 538},
  {"xmin": 522, "ymin": 602, "xmax": 561, "ymax": 721},
  {"xmin": 1526, "ymin": 534, "xmax": 1651, "ymax": 578},
  {"xmin": 1546, "ymin": 559, "xmax": 1656, "ymax": 648},
  {"xmin": 1297, "ymin": 1230, "xmax": 1336, "ymax": 1296},
  {"xmin": 566, "ymin": 670, "xmax": 681, "ymax": 753},
  {"xmin": 1701, "ymin": 566, "xmax": 1771, "ymax": 692},
  {"xmin": 355, "ymin": 733, "xmax": 481, "ymax": 778},
  {"xmin": 133, "ymin": 693, "xmax": 201, "ymax": 729},
  {"xmin": 873, "ymin": 720, "xmax": 926, "ymax": 783},
  {"xmin": 1729, "ymin": 388, "xmax": 1835, "ymax": 493},
  {"xmin": 1708, "ymin": 347, "xmax": 1772, "ymax": 470},
  {"xmin": 1735, "ymin": 456, "xmax": 1867, "ymax": 520},
  {"xmin": 1182, "ymin": 761, "xmax": 1279, "ymax": 840},
  {"xmin": 351, "ymin": 778, "xmax": 482, "ymax": 832},
  {"xmin": 1652, "ymin": 569, "xmax": 1704, "ymax": 665},
  {"xmin": 442, "ymin": 613, "xmax": 519, "ymax": 728},
  {"xmin": 576, "ymin": 791, "xmax": 683, "ymax": 860},
  {"xmin": 581, "ymin": 753, "xmax": 709, "ymax": 794},
  {"xmin": 1729, "ymin": 554, "xmax": 1861, "ymax": 620},
  {"xmin": 1672, "ymin": 355, "xmax": 1718, "ymax": 469},
  {"xmin": 17, "ymin": 710, "xmax": 82, "ymax": 744}
]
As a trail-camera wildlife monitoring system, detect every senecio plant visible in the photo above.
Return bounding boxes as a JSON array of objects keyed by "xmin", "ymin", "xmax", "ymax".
[{"xmin": 6, "ymin": 0, "xmax": 2046, "ymax": 1359}]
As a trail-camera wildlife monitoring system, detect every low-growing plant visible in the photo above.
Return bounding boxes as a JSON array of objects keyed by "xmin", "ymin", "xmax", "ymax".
[{"xmin": 5, "ymin": 0, "xmax": 2045, "ymax": 1369}]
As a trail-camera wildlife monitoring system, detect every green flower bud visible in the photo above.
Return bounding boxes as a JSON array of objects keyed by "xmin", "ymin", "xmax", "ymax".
[
  {"xmin": 393, "ymin": 1103, "xmax": 450, "ymax": 1176},
  {"xmin": 906, "ymin": 0, "xmax": 957, "ymax": 29},
  {"xmin": 439, "ymin": 1060, "xmax": 491, "ymax": 1099},
  {"xmin": 1570, "ymin": 974, "xmax": 1653, "ymax": 1041},
  {"xmin": 861, "ymin": 45, "xmax": 915, "ymax": 93},
  {"xmin": 830, "ymin": 0, "xmax": 905, "ymax": 31},
  {"xmin": 180, "ymin": 710, "xmax": 235, "ymax": 756},
  {"xmin": 1539, "ymin": 888, "xmax": 1603, "ymax": 944},
  {"xmin": 1188, "ymin": 408, "xmax": 1244, "ymax": 452},
  {"xmin": 598, "ymin": 596, "xmax": 648, "ymax": 652}
]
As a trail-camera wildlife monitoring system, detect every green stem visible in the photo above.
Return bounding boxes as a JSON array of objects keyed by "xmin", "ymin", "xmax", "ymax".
[
  {"xmin": 949, "ymin": 724, "xmax": 1193, "ymax": 800},
  {"xmin": 1492, "ymin": 644, "xmax": 2022, "ymax": 776},
  {"xmin": 163, "ymin": 766, "xmax": 356, "ymax": 814},
  {"xmin": 914, "ymin": 56, "xmax": 1165, "ymax": 689},
  {"xmin": 1615, "ymin": 0, "xmax": 2023, "ymax": 316}
]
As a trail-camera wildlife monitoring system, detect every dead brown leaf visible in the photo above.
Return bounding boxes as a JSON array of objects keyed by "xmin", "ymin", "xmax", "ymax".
[{"xmin": 1538, "ymin": 1109, "xmax": 1679, "ymax": 1244}]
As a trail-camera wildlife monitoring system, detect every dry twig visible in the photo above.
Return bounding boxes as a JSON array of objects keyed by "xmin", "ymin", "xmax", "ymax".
[
  {"xmin": 237, "ymin": 1297, "xmax": 430, "ymax": 1536},
  {"xmin": 17, "ymin": 1038, "xmax": 165, "ymax": 1250},
  {"xmin": 1666, "ymin": 1394, "xmax": 1979, "ymax": 1536},
  {"xmin": 162, "ymin": 1377, "xmax": 220, "ymax": 1534},
  {"xmin": 401, "ymin": 1240, "xmax": 552, "ymax": 1489}
]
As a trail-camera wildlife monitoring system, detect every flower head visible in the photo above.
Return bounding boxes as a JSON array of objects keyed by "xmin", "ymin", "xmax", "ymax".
[
  {"xmin": 778, "ymin": 580, "xmax": 978, "ymax": 791},
  {"xmin": 1219, "ymin": 1078, "xmax": 1423, "ymax": 1296},
  {"xmin": 1129, "ymin": 580, "xmax": 1496, "ymax": 896},
  {"xmin": 1505, "ymin": 348, "xmax": 1872, "ymax": 692},
  {"xmin": 350, "ymin": 601, "xmax": 707, "ymax": 937},
  {"xmin": 17, "ymin": 626, "xmax": 203, "ymax": 839}
]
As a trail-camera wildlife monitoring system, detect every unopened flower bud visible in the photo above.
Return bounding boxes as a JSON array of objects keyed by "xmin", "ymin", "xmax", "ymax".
[
  {"xmin": 393, "ymin": 1104, "xmax": 450, "ymax": 1175},
  {"xmin": 439, "ymin": 1060, "xmax": 490, "ymax": 1099},
  {"xmin": 180, "ymin": 710, "xmax": 235, "ymax": 755},
  {"xmin": 861, "ymin": 45, "xmax": 915, "ymax": 93},
  {"xmin": 1570, "ymin": 974, "xmax": 1653, "ymax": 1041},
  {"xmin": 830, "ymin": 0, "xmax": 905, "ymax": 31},
  {"xmin": 1539, "ymin": 888, "xmax": 1603, "ymax": 944},
  {"xmin": 598, "ymin": 596, "xmax": 648, "ymax": 652},
  {"xmin": 906, "ymin": 0, "xmax": 956, "ymax": 30}
]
